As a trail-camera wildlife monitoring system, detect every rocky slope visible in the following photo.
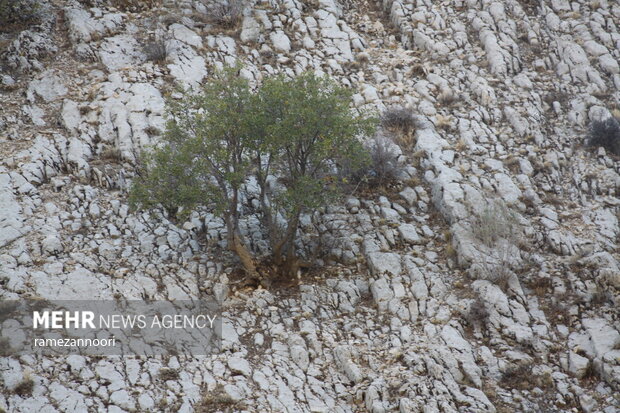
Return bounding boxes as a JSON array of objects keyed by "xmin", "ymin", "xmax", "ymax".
[{"xmin": 1, "ymin": 0, "xmax": 619, "ymax": 412}]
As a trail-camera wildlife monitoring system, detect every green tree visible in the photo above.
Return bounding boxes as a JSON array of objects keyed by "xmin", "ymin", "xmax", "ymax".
[{"xmin": 130, "ymin": 68, "xmax": 376, "ymax": 279}]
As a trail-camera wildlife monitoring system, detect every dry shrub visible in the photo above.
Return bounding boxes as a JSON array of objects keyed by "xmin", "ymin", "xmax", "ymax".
[
  {"xmin": 466, "ymin": 294, "xmax": 489, "ymax": 329},
  {"xmin": 195, "ymin": 385, "xmax": 243, "ymax": 412},
  {"xmin": 529, "ymin": 276, "xmax": 552, "ymax": 297},
  {"xmin": 437, "ymin": 90, "xmax": 458, "ymax": 106},
  {"xmin": 367, "ymin": 137, "xmax": 401, "ymax": 187},
  {"xmin": 111, "ymin": 0, "xmax": 159, "ymax": 12},
  {"xmin": 472, "ymin": 201, "xmax": 520, "ymax": 247},
  {"xmin": 381, "ymin": 107, "xmax": 417, "ymax": 134},
  {"xmin": 201, "ymin": 0, "xmax": 244, "ymax": 29},
  {"xmin": 586, "ymin": 116, "xmax": 620, "ymax": 156},
  {"xmin": 159, "ymin": 368, "xmax": 179, "ymax": 381},
  {"xmin": 500, "ymin": 364, "xmax": 534, "ymax": 390},
  {"xmin": 469, "ymin": 201, "xmax": 526, "ymax": 290},
  {"xmin": 143, "ymin": 38, "xmax": 168, "ymax": 64},
  {"xmin": 101, "ymin": 147, "xmax": 122, "ymax": 162},
  {"xmin": 13, "ymin": 375, "xmax": 34, "ymax": 397},
  {"xmin": 381, "ymin": 107, "xmax": 419, "ymax": 153}
]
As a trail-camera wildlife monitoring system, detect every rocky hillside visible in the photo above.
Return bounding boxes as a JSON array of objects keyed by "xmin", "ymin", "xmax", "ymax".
[{"xmin": 1, "ymin": 0, "xmax": 619, "ymax": 411}]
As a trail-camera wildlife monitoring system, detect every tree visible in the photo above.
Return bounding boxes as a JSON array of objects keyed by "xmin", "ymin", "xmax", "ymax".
[{"xmin": 130, "ymin": 68, "xmax": 376, "ymax": 279}]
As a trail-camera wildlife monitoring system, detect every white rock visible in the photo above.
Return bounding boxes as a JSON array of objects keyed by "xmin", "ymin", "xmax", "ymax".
[
  {"xmin": 240, "ymin": 16, "xmax": 261, "ymax": 43},
  {"xmin": 599, "ymin": 54, "xmax": 619, "ymax": 74},
  {"xmin": 398, "ymin": 224, "xmax": 421, "ymax": 244},
  {"xmin": 110, "ymin": 390, "xmax": 135, "ymax": 410},
  {"xmin": 362, "ymin": 85, "xmax": 379, "ymax": 102},
  {"xmin": 270, "ymin": 31, "xmax": 291, "ymax": 52},
  {"xmin": 61, "ymin": 100, "xmax": 81, "ymax": 133},
  {"xmin": 568, "ymin": 351, "xmax": 589, "ymax": 378},
  {"xmin": 370, "ymin": 277, "xmax": 394, "ymax": 310},
  {"xmin": 28, "ymin": 70, "xmax": 67, "ymax": 102},
  {"xmin": 170, "ymin": 24, "xmax": 202, "ymax": 48},
  {"xmin": 399, "ymin": 187, "xmax": 417, "ymax": 205},
  {"xmin": 228, "ymin": 357, "xmax": 252, "ymax": 377},
  {"xmin": 366, "ymin": 252, "xmax": 401, "ymax": 276},
  {"xmin": 42, "ymin": 235, "xmax": 63, "ymax": 255},
  {"xmin": 98, "ymin": 34, "xmax": 143, "ymax": 71},
  {"xmin": 494, "ymin": 173, "xmax": 522, "ymax": 204}
]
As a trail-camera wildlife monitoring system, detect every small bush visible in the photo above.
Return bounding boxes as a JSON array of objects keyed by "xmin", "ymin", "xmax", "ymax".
[
  {"xmin": 472, "ymin": 201, "xmax": 520, "ymax": 248},
  {"xmin": 203, "ymin": 0, "xmax": 244, "ymax": 28},
  {"xmin": 101, "ymin": 147, "xmax": 122, "ymax": 162},
  {"xmin": 196, "ymin": 385, "xmax": 242, "ymax": 412},
  {"xmin": 111, "ymin": 0, "xmax": 159, "ymax": 12},
  {"xmin": 0, "ymin": 337, "xmax": 13, "ymax": 356},
  {"xmin": 381, "ymin": 107, "xmax": 417, "ymax": 135},
  {"xmin": 586, "ymin": 116, "xmax": 620, "ymax": 156},
  {"xmin": 0, "ymin": 0, "xmax": 40, "ymax": 30},
  {"xmin": 466, "ymin": 294, "xmax": 489, "ymax": 329},
  {"xmin": 368, "ymin": 137, "xmax": 400, "ymax": 187},
  {"xmin": 13, "ymin": 375, "xmax": 34, "ymax": 397},
  {"xmin": 143, "ymin": 38, "xmax": 168, "ymax": 64},
  {"xmin": 158, "ymin": 368, "xmax": 179, "ymax": 381},
  {"xmin": 500, "ymin": 363, "xmax": 534, "ymax": 390},
  {"xmin": 469, "ymin": 201, "xmax": 525, "ymax": 290}
]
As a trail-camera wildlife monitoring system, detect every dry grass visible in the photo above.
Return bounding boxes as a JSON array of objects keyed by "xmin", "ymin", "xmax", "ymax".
[
  {"xmin": 111, "ymin": 0, "xmax": 160, "ymax": 12},
  {"xmin": 500, "ymin": 363, "xmax": 539, "ymax": 391},
  {"xmin": 437, "ymin": 90, "xmax": 458, "ymax": 107},
  {"xmin": 472, "ymin": 201, "xmax": 520, "ymax": 247},
  {"xmin": 195, "ymin": 384, "xmax": 243, "ymax": 413},
  {"xmin": 143, "ymin": 38, "xmax": 168, "ymax": 65},
  {"xmin": 0, "ymin": 336, "xmax": 13, "ymax": 356},
  {"xmin": 380, "ymin": 107, "xmax": 419, "ymax": 153},
  {"xmin": 528, "ymin": 276, "xmax": 552, "ymax": 297},
  {"xmin": 13, "ymin": 375, "xmax": 34, "ymax": 397},
  {"xmin": 435, "ymin": 114, "xmax": 452, "ymax": 131},
  {"xmin": 199, "ymin": 0, "xmax": 244, "ymax": 29},
  {"xmin": 381, "ymin": 107, "xmax": 417, "ymax": 134},
  {"xmin": 158, "ymin": 368, "xmax": 179, "ymax": 381},
  {"xmin": 101, "ymin": 147, "xmax": 122, "ymax": 162}
]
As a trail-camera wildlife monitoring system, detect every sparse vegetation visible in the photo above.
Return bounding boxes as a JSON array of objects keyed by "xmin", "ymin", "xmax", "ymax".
[
  {"xmin": 143, "ymin": 38, "xmax": 168, "ymax": 65},
  {"xmin": 202, "ymin": 0, "xmax": 245, "ymax": 29},
  {"xmin": 381, "ymin": 106, "xmax": 417, "ymax": 135},
  {"xmin": 437, "ymin": 90, "xmax": 457, "ymax": 106},
  {"xmin": 380, "ymin": 106, "xmax": 418, "ymax": 153},
  {"xmin": 13, "ymin": 374, "xmax": 34, "ymax": 397},
  {"xmin": 468, "ymin": 200, "xmax": 526, "ymax": 289},
  {"xmin": 0, "ymin": 0, "xmax": 40, "ymax": 31},
  {"xmin": 365, "ymin": 137, "xmax": 401, "ymax": 188},
  {"xmin": 196, "ymin": 384, "xmax": 243, "ymax": 412},
  {"xmin": 144, "ymin": 125, "xmax": 162, "ymax": 137},
  {"xmin": 466, "ymin": 294, "xmax": 490, "ymax": 330},
  {"xmin": 101, "ymin": 147, "xmax": 122, "ymax": 162},
  {"xmin": 586, "ymin": 116, "xmax": 620, "ymax": 156},
  {"xmin": 500, "ymin": 363, "xmax": 534, "ymax": 390},
  {"xmin": 472, "ymin": 201, "xmax": 520, "ymax": 248},
  {"xmin": 529, "ymin": 276, "xmax": 553, "ymax": 297},
  {"xmin": 111, "ymin": 0, "xmax": 159, "ymax": 12},
  {"xmin": 158, "ymin": 368, "xmax": 179, "ymax": 381},
  {"xmin": 0, "ymin": 337, "xmax": 13, "ymax": 357}
]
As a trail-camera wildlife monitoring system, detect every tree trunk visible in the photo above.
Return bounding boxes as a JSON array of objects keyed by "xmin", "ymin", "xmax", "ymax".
[
  {"xmin": 230, "ymin": 232, "xmax": 260, "ymax": 279},
  {"xmin": 272, "ymin": 210, "xmax": 301, "ymax": 276},
  {"xmin": 226, "ymin": 217, "xmax": 260, "ymax": 279}
]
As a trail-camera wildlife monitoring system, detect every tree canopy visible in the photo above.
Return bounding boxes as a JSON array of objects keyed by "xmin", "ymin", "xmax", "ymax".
[{"xmin": 130, "ymin": 68, "xmax": 376, "ymax": 280}]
